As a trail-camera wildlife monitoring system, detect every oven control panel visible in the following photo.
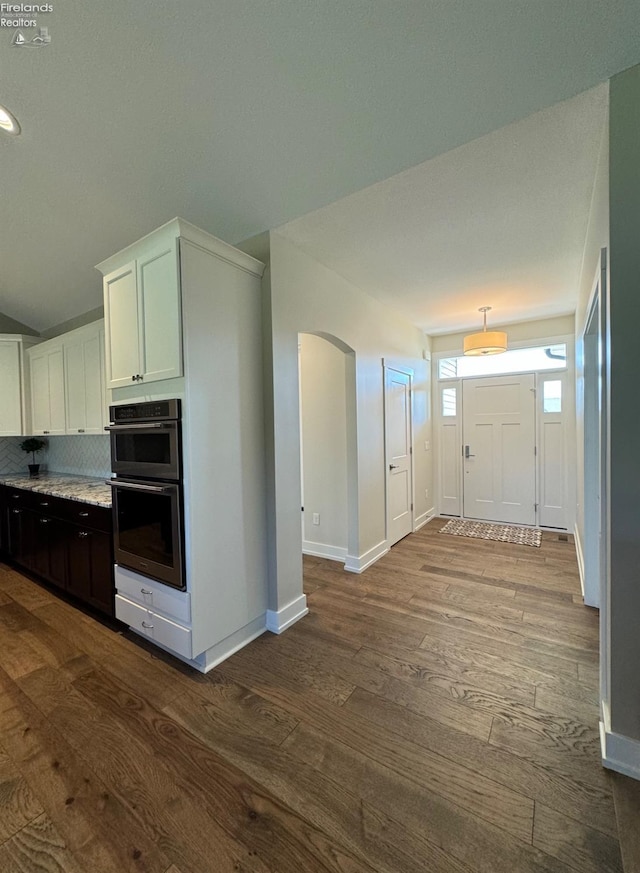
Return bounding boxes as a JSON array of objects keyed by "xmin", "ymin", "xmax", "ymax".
[{"xmin": 110, "ymin": 399, "xmax": 181, "ymax": 424}]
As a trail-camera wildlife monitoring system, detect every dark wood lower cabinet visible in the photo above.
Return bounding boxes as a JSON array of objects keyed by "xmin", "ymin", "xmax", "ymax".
[
  {"xmin": 0, "ymin": 485, "xmax": 114, "ymax": 617},
  {"xmin": 67, "ymin": 526, "xmax": 113, "ymax": 615}
]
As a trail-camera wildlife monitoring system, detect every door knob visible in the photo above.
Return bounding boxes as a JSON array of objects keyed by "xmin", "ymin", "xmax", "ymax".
[
  {"xmin": 464, "ymin": 445, "xmax": 475, "ymax": 459},
  {"xmin": 389, "ymin": 464, "xmax": 399, "ymax": 470}
]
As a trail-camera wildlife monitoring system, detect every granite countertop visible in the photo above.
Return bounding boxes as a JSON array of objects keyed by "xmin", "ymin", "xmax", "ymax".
[{"xmin": 0, "ymin": 472, "xmax": 112, "ymax": 508}]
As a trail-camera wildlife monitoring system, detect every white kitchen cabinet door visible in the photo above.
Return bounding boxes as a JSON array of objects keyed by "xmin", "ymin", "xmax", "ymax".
[
  {"xmin": 0, "ymin": 340, "xmax": 23, "ymax": 436},
  {"xmin": 30, "ymin": 345, "xmax": 66, "ymax": 435},
  {"xmin": 137, "ymin": 242, "xmax": 182, "ymax": 384},
  {"xmin": 103, "ymin": 243, "xmax": 182, "ymax": 390},
  {"xmin": 103, "ymin": 260, "xmax": 141, "ymax": 389},
  {"xmin": 64, "ymin": 322, "xmax": 106, "ymax": 434}
]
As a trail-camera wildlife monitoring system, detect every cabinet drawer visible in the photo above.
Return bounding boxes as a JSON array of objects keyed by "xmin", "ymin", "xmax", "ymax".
[
  {"xmin": 115, "ymin": 565, "xmax": 190, "ymax": 623},
  {"xmin": 115, "ymin": 594, "xmax": 192, "ymax": 660},
  {"xmin": 31, "ymin": 493, "xmax": 66, "ymax": 517},
  {"xmin": 5, "ymin": 488, "xmax": 34, "ymax": 509},
  {"xmin": 65, "ymin": 502, "xmax": 112, "ymax": 533}
]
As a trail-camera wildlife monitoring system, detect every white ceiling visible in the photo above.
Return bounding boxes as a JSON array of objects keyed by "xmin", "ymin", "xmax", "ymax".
[
  {"xmin": 277, "ymin": 85, "xmax": 609, "ymax": 334},
  {"xmin": 0, "ymin": 2, "xmax": 638, "ymax": 332}
]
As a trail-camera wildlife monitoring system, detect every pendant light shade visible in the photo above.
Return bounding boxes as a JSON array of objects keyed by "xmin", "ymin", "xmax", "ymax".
[{"xmin": 463, "ymin": 307, "xmax": 507, "ymax": 356}]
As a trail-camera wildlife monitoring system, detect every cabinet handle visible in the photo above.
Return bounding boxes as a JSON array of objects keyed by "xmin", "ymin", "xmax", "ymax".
[
  {"xmin": 43, "ymin": 430, "xmax": 50, "ymax": 434},
  {"xmin": 140, "ymin": 588, "xmax": 153, "ymax": 595},
  {"xmin": 11, "ymin": 494, "xmax": 20, "ymax": 499},
  {"xmin": 78, "ymin": 511, "xmax": 89, "ymax": 517},
  {"xmin": 40, "ymin": 518, "xmax": 50, "ymax": 524},
  {"xmin": 40, "ymin": 502, "xmax": 49, "ymax": 507},
  {"xmin": 78, "ymin": 531, "xmax": 89, "ymax": 538},
  {"xmin": 78, "ymin": 428, "xmax": 85, "ymax": 433},
  {"xmin": 141, "ymin": 621, "xmax": 154, "ymax": 629},
  {"xmin": 12, "ymin": 509, "xmax": 21, "ymax": 514}
]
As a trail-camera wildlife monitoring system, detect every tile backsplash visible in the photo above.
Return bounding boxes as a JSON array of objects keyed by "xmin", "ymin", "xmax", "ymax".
[
  {"xmin": 0, "ymin": 435, "xmax": 111, "ymax": 478},
  {"xmin": 0, "ymin": 438, "xmax": 28, "ymax": 474}
]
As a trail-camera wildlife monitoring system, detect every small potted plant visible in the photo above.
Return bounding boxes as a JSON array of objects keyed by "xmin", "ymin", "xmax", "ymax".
[{"xmin": 19, "ymin": 437, "xmax": 48, "ymax": 477}]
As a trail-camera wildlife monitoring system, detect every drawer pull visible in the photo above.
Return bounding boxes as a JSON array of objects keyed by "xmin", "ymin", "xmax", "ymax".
[
  {"xmin": 11, "ymin": 494, "xmax": 19, "ymax": 499},
  {"xmin": 78, "ymin": 429, "xmax": 85, "ymax": 433},
  {"xmin": 78, "ymin": 511, "xmax": 89, "ymax": 517},
  {"xmin": 78, "ymin": 531, "xmax": 89, "ymax": 538},
  {"xmin": 140, "ymin": 588, "xmax": 153, "ymax": 595},
  {"xmin": 40, "ymin": 502, "xmax": 49, "ymax": 507},
  {"xmin": 141, "ymin": 621, "xmax": 154, "ymax": 629},
  {"xmin": 40, "ymin": 518, "xmax": 50, "ymax": 524}
]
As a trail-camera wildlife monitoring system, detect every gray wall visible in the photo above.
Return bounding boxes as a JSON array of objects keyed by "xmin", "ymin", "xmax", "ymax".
[
  {"xmin": 608, "ymin": 62, "xmax": 640, "ymax": 741},
  {"xmin": 0, "ymin": 311, "xmax": 38, "ymax": 335}
]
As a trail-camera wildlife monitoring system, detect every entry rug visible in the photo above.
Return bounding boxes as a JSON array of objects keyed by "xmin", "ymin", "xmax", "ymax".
[{"xmin": 440, "ymin": 519, "xmax": 542, "ymax": 548}]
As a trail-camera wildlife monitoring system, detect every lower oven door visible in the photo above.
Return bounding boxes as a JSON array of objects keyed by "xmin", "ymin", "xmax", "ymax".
[{"xmin": 110, "ymin": 478, "xmax": 185, "ymax": 590}]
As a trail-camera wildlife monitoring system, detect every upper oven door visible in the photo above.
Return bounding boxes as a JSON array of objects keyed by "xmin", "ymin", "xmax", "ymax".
[{"xmin": 105, "ymin": 421, "xmax": 181, "ymax": 480}]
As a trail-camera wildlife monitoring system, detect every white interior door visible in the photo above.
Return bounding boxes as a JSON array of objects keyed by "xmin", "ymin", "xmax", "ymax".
[
  {"xmin": 462, "ymin": 374, "xmax": 536, "ymax": 525},
  {"xmin": 385, "ymin": 366, "xmax": 413, "ymax": 546}
]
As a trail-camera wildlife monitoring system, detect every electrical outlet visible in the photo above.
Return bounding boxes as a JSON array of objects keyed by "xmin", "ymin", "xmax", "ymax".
[{"xmin": 312, "ymin": 512, "xmax": 320, "ymax": 525}]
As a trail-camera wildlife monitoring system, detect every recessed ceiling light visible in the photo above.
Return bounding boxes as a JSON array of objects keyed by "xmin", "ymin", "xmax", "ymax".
[{"xmin": 0, "ymin": 103, "xmax": 21, "ymax": 136}]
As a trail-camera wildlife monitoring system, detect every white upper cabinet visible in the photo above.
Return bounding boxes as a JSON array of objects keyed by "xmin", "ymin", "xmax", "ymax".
[
  {"xmin": 64, "ymin": 321, "xmax": 107, "ymax": 434},
  {"xmin": 0, "ymin": 335, "xmax": 41, "ymax": 436},
  {"xmin": 29, "ymin": 342, "xmax": 66, "ymax": 435},
  {"xmin": 101, "ymin": 238, "xmax": 182, "ymax": 390},
  {"xmin": 27, "ymin": 320, "xmax": 107, "ymax": 436}
]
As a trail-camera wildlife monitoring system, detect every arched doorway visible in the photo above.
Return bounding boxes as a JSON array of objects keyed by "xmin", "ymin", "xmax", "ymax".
[{"xmin": 298, "ymin": 332, "xmax": 357, "ymax": 565}]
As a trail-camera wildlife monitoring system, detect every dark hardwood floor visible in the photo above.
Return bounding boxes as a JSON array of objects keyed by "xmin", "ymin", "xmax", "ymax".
[{"xmin": 0, "ymin": 518, "xmax": 634, "ymax": 872}]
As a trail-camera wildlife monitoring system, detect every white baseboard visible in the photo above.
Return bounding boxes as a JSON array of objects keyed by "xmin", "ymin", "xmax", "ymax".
[
  {"xmin": 131, "ymin": 614, "xmax": 267, "ymax": 674},
  {"xmin": 302, "ymin": 540, "xmax": 347, "ymax": 563},
  {"xmin": 599, "ymin": 728, "xmax": 640, "ymax": 780},
  {"xmin": 344, "ymin": 540, "xmax": 389, "ymax": 574},
  {"xmin": 600, "ymin": 702, "xmax": 640, "ymax": 780},
  {"xmin": 194, "ymin": 615, "xmax": 267, "ymax": 672},
  {"xmin": 574, "ymin": 522, "xmax": 585, "ymax": 598},
  {"xmin": 266, "ymin": 594, "xmax": 309, "ymax": 634},
  {"xmin": 414, "ymin": 507, "xmax": 436, "ymax": 532}
]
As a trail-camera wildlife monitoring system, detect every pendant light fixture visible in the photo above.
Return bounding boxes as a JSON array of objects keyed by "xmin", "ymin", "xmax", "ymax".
[{"xmin": 463, "ymin": 306, "xmax": 507, "ymax": 356}]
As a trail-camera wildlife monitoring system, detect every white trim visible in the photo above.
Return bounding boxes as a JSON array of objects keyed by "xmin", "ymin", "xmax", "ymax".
[
  {"xmin": 574, "ymin": 522, "xmax": 586, "ymax": 598},
  {"xmin": 381, "ymin": 356, "xmax": 414, "ymax": 376},
  {"xmin": 266, "ymin": 594, "xmax": 309, "ymax": 634},
  {"xmin": 345, "ymin": 539, "xmax": 389, "ymax": 574},
  {"xmin": 414, "ymin": 508, "xmax": 436, "ymax": 531},
  {"xmin": 96, "ymin": 217, "xmax": 265, "ymax": 278},
  {"xmin": 130, "ymin": 615, "xmax": 267, "ymax": 674},
  {"xmin": 600, "ymin": 702, "xmax": 640, "ymax": 781},
  {"xmin": 302, "ymin": 541, "xmax": 347, "ymax": 563}
]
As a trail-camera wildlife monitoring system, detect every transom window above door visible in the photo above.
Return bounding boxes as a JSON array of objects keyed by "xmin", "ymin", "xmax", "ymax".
[{"xmin": 438, "ymin": 344, "xmax": 567, "ymax": 380}]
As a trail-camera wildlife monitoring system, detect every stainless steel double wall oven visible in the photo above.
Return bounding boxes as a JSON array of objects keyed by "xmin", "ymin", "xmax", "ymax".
[{"xmin": 106, "ymin": 399, "xmax": 185, "ymax": 589}]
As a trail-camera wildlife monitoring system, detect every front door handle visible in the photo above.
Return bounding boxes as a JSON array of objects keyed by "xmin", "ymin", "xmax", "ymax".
[
  {"xmin": 389, "ymin": 464, "xmax": 399, "ymax": 470},
  {"xmin": 464, "ymin": 445, "xmax": 475, "ymax": 459}
]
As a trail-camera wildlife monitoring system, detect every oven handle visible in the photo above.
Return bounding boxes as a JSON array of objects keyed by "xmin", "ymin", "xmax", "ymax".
[
  {"xmin": 106, "ymin": 480, "xmax": 173, "ymax": 494},
  {"xmin": 104, "ymin": 422, "xmax": 173, "ymax": 431}
]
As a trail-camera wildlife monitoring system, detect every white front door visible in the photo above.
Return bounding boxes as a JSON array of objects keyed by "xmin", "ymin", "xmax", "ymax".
[
  {"xmin": 385, "ymin": 366, "xmax": 413, "ymax": 546},
  {"xmin": 462, "ymin": 374, "xmax": 536, "ymax": 525}
]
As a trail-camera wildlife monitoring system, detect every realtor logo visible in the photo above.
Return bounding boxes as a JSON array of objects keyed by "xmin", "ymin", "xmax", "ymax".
[{"xmin": 12, "ymin": 26, "xmax": 50, "ymax": 46}]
